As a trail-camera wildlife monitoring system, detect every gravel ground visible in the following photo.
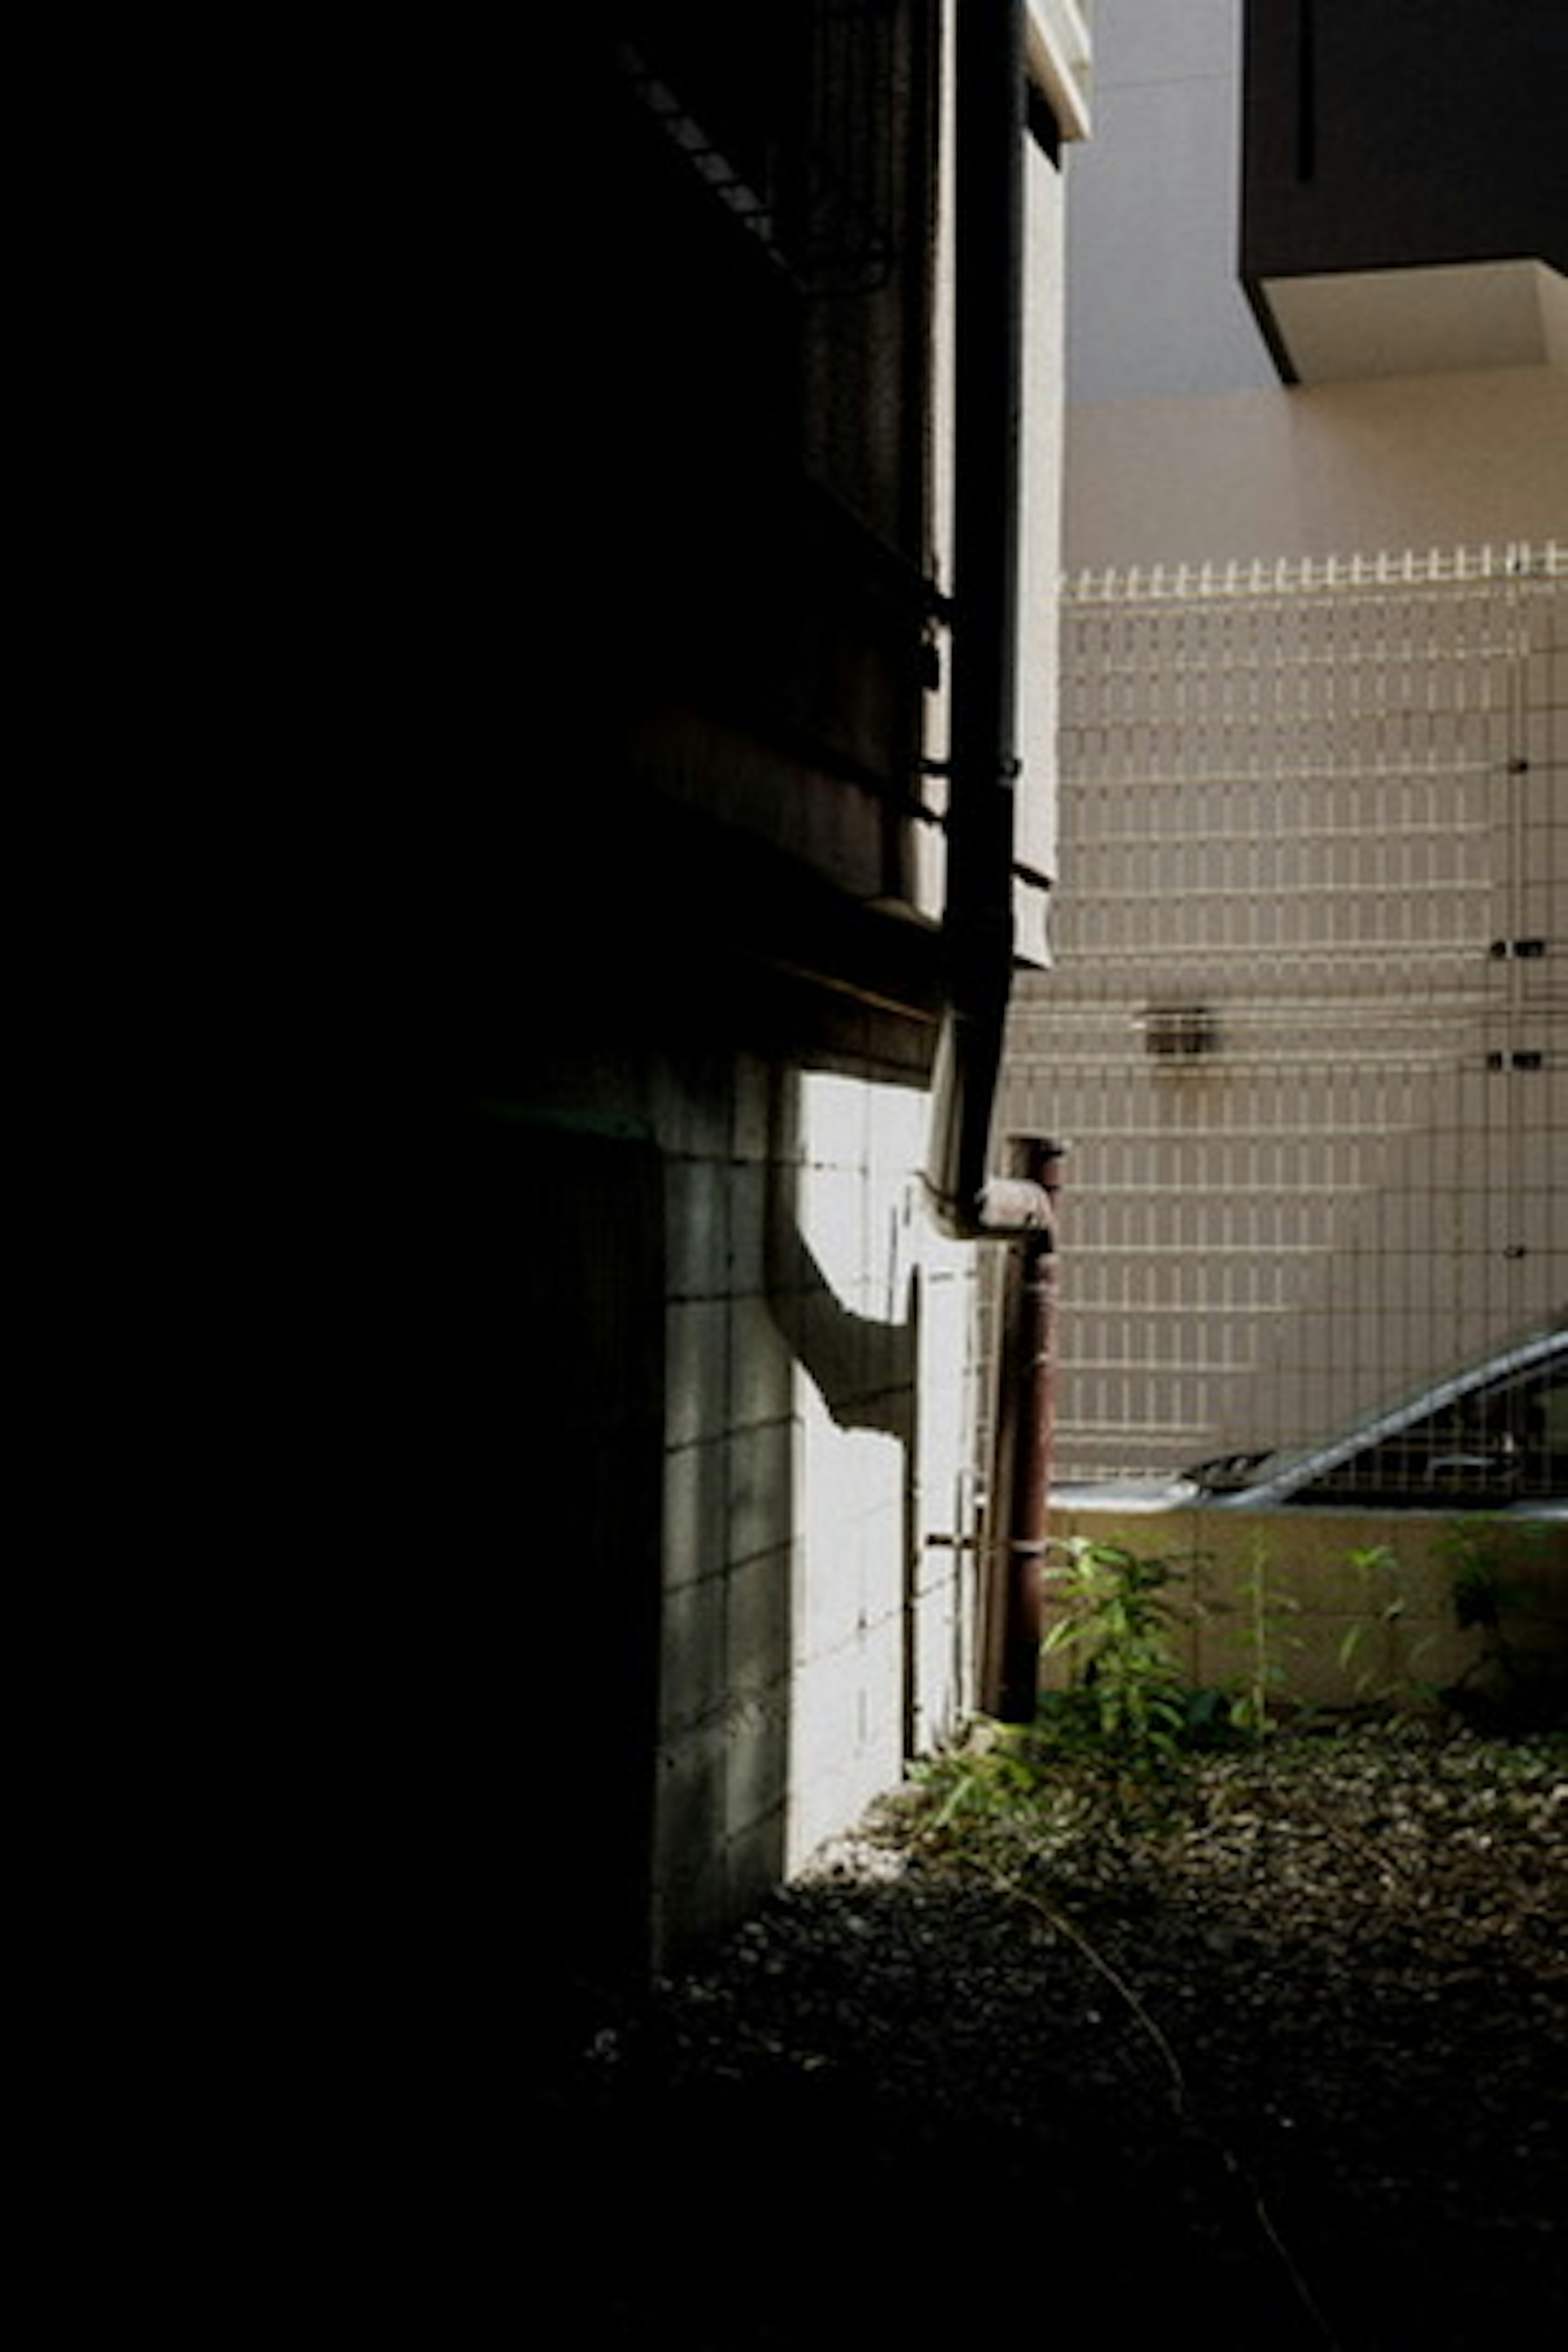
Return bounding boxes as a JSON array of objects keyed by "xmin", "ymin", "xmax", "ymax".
[{"xmin": 532, "ymin": 1725, "xmax": 1568, "ymax": 2351}]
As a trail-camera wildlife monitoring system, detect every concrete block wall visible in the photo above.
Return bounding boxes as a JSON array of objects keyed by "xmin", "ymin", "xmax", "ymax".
[
  {"xmin": 653, "ymin": 1046, "xmax": 985, "ymax": 1965},
  {"xmin": 1049, "ymin": 1503, "xmax": 1568, "ymax": 1715}
]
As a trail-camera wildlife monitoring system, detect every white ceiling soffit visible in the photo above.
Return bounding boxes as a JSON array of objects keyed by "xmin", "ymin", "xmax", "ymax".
[
  {"xmin": 1263, "ymin": 260, "xmax": 1567, "ymax": 383},
  {"xmin": 1026, "ymin": 0, "xmax": 1093, "ymax": 143}
]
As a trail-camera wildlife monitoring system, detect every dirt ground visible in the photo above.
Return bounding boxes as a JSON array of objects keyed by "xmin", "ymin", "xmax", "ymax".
[{"xmin": 530, "ymin": 1724, "xmax": 1567, "ymax": 2351}]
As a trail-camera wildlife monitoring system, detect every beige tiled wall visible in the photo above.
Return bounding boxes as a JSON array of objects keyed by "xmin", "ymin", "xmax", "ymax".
[{"xmin": 1003, "ymin": 550, "xmax": 1565, "ymax": 1484}]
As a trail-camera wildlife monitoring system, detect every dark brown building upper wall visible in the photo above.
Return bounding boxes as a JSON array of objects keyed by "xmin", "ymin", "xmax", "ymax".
[{"xmin": 1241, "ymin": 0, "xmax": 1568, "ymax": 288}]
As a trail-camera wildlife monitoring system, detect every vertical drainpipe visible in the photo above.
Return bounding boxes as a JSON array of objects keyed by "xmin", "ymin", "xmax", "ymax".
[
  {"xmin": 987, "ymin": 1137, "xmax": 1066, "ymax": 1721},
  {"xmin": 924, "ymin": 0, "xmax": 1032, "ymax": 1245},
  {"xmin": 922, "ymin": 1, "xmax": 1058, "ymax": 1719}
]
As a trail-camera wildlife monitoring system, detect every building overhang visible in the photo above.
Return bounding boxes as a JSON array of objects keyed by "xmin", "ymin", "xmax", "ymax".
[{"xmin": 1248, "ymin": 258, "xmax": 1568, "ymax": 385}]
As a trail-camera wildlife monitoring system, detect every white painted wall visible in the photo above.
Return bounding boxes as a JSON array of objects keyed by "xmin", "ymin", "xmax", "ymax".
[
  {"xmin": 1065, "ymin": 0, "xmax": 1273, "ymax": 403},
  {"xmin": 653, "ymin": 1055, "xmax": 984, "ymax": 1959},
  {"xmin": 1065, "ymin": 365, "xmax": 1568, "ymax": 571}
]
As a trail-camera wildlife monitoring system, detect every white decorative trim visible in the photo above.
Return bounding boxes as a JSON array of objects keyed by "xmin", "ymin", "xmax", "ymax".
[{"xmin": 1026, "ymin": 0, "xmax": 1094, "ymax": 143}]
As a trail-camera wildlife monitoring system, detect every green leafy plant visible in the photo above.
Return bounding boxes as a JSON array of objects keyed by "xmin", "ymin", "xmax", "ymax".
[
  {"xmin": 1227, "ymin": 1533, "xmax": 1301, "ymax": 1738},
  {"xmin": 1337, "ymin": 1540, "xmax": 1417, "ymax": 1708},
  {"xmin": 915, "ymin": 1721, "xmax": 1051, "ymax": 1833},
  {"xmin": 1040, "ymin": 1535, "xmax": 1193, "ymax": 1764}
]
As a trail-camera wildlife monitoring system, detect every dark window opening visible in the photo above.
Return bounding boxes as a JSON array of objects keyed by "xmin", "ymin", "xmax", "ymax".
[
  {"xmin": 1143, "ymin": 1006, "xmax": 1218, "ymax": 1060},
  {"xmin": 614, "ymin": 0, "xmax": 901, "ymax": 294}
]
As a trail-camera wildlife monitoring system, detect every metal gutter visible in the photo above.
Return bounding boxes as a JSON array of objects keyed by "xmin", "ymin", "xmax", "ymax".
[{"xmin": 923, "ymin": 0, "xmax": 1051, "ymax": 1244}]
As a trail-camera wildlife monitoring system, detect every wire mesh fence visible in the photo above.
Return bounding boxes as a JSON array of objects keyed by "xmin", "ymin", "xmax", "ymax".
[{"xmin": 1000, "ymin": 541, "xmax": 1566, "ymax": 1491}]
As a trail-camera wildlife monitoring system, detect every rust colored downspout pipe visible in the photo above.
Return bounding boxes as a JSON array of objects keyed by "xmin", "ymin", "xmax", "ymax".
[{"xmin": 986, "ymin": 1137, "xmax": 1066, "ymax": 1721}]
